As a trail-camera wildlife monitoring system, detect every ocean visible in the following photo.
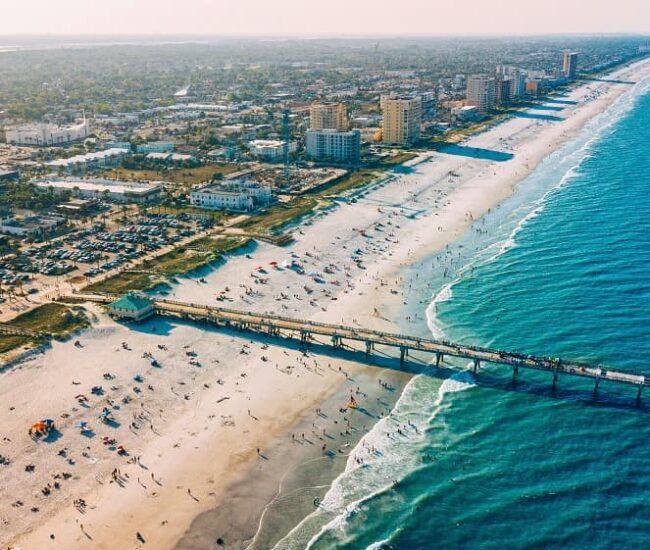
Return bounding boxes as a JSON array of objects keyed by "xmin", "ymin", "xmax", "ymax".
[{"xmin": 274, "ymin": 74, "xmax": 650, "ymax": 549}]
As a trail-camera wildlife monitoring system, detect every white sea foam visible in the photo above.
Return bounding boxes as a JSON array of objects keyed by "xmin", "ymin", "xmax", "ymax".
[
  {"xmin": 275, "ymin": 72, "xmax": 650, "ymax": 550},
  {"xmin": 425, "ymin": 72, "xmax": 650, "ymax": 343},
  {"xmin": 276, "ymin": 367, "xmax": 475, "ymax": 550},
  {"xmin": 365, "ymin": 538, "xmax": 391, "ymax": 550}
]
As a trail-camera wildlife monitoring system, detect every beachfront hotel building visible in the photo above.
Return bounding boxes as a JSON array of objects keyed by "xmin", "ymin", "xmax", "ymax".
[
  {"xmin": 309, "ymin": 102, "xmax": 349, "ymax": 131},
  {"xmin": 563, "ymin": 51, "xmax": 579, "ymax": 79},
  {"xmin": 305, "ymin": 129, "xmax": 361, "ymax": 163},
  {"xmin": 5, "ymin": 119, "xmax": 90, "ymax": 146},
  {"xmin": 495, "ymin": 76, "xmax": 512, "ymax": 106},
  {"xmin": 381, "ymin": 95, "xmax": 422, "ymax": 146},
  {"xmin": 496, "ymin": 65, "xmax": 527, "ymax": 99},
  {"xmin": 190, "ymin": 179, "xmax": 272, "ymax": 212},
  {"xmin": 466, "ymin": 74, "xmax": 496, "ymax": 113}
]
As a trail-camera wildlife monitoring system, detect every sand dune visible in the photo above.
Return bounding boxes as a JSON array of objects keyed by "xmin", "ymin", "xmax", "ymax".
[{"xmin": 3, "ymin": 57, "xmax": 650, "ymax": 550}]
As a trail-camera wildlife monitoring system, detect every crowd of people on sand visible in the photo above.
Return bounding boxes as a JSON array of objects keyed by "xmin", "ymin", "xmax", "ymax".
[
  {"xmin": 2, "ymin": 162, "xmax": 492, "ymax": 544},
  {"xmin": 0, "ymin": 330, "xmax": 229, "ymax": 543}
]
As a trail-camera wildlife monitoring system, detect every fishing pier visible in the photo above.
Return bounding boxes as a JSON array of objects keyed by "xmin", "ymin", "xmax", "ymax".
[{"xmin": 60, "ymin": 292, "xmax": 650, "ymax": 404}]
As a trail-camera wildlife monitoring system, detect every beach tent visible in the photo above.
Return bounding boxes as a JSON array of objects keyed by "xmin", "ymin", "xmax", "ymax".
[{"xmin": 29, "ymin": 420, "xmax": 54, "ymax": 437}]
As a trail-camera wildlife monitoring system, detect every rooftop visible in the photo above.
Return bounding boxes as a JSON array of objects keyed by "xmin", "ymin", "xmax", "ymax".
[
  {"xmin": 109, "ymin": 293, "xmax": 153, "ymax": 312},
  {"xmin": 46, "ymin": 148, "xmax": 129, "ymax": 167},
  {"xmin": 36, "ymin": 178, "xmax": 162, "ymax": 196}
]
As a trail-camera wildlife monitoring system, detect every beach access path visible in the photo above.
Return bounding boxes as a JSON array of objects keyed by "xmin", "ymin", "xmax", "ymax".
[{"xmin": 4, "ymin": 56, "xmax": 650, "ymax": 550}]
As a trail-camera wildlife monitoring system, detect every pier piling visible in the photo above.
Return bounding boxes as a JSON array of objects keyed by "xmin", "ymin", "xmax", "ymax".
[
  {"xmin": 68, "ymin": 293, "xmax": 650, "ymax": 405},
  {"xmin": 593, "ymin": 377, "xmax": 601, "ymax": 398}
]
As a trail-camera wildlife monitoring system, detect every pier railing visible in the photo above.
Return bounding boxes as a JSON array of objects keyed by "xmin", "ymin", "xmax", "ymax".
[{"xmin": 65, "ymin": 294, "xmax": 649, "ymax": 403}]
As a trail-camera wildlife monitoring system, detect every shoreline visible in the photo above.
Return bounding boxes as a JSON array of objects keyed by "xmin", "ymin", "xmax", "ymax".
[
  {"xmin": 4, "ymin": 56, "xmax": 650, "ymax": 550},
  {"xmin": 174, "ymin": 58, "xmax": 650, "ymax": 549}
]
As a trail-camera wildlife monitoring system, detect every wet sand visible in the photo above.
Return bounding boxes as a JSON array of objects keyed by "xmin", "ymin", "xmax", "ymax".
[{"xmin": 3, "ymin": 57, "xmax": 650, "ymax": 550}]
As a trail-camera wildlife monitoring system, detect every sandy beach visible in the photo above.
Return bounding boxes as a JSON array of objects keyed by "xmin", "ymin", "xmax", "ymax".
[{"xmin": 2, "ymin": 56, "xmax": 650, "ymax": 550}]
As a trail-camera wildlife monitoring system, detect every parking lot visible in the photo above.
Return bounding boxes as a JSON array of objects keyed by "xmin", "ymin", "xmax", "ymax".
[{"xmin": 0, "ymin": 212, "xmax": 208, "ymax": 315}]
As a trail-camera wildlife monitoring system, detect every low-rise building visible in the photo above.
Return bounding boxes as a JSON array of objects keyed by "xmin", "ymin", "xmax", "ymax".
[
  {"xmin": 35, "ymin": 178, "xmax": 163, "ymax": 203},
  {"xmin": 46, "ymin": 148, "xmax": 129, "ymax": 174},
  {"xmin": 452, "ymin": 105, "xmax": 479, "ymax": 122},
  {"xmin": 107, "ymin": 293, "xmax": 154, "ymax": 321},
  {"xmin": 190, "ymin": 179, "xmax": 271, "ymax": 212},
  {"xmin": 305, "ymin": 129, "xmax": 361, "ymax": 163},
  {"xmin": 145, "ymin": 152, "xmax": 197, "ymax": 164},
  {"xmin": 135, "ymin": 141, "xmax": 174, "ymax": 154},
  {"xmin": 55, "ymin": 198, "xmax": 98, "ymax": 216},
  {"xmin": 525, "ymin": 79, "xmax": 541, "ymax": 96},
  {"xmin": 6, "ymin": 119, "xmax": 90, "ymax": 146},
  {"xmin": 0, "ymin": 213, "xmax": 62, "ymax": 236},
  {"xmin": 0, "ymin": 168, "xmax": 20, "ymax": 182},
  {"xmin": 248, "ymin": 139, "xmax": 297, "ymax": 162}
]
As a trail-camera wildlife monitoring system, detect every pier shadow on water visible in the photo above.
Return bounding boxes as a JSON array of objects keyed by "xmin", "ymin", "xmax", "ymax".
[
  {"xmin": 464, "ymin": 367, "xmax": 650, "ymax": 414},
  {"xmin": 437, "ymin": 144, "xmax": 514, "ymax": 162}
]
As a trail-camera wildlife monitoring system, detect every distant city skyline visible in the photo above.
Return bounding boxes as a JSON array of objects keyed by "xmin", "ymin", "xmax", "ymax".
[{"xmin": 1, "ymin": 0, "xmax": 650, "ymax": 37}]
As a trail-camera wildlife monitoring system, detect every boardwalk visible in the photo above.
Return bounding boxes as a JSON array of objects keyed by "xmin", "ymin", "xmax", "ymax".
[
  {"xmin": 0, "ymin": 323, "xmax": 44, "ymax": 339},
  {"xmin": 66, "ymin": 293, "xmax": 648, "ymax": 403}
]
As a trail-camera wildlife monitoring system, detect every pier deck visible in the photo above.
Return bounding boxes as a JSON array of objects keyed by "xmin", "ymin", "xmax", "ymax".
[{"xmin": 66, "ymin": 294, "xmax": 650, "ymax": 402}]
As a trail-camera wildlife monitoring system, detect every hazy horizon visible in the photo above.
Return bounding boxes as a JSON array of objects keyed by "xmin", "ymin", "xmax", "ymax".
[{"xmin": 2, "ymin": 0, "xmax": 650, "ymax": 37}]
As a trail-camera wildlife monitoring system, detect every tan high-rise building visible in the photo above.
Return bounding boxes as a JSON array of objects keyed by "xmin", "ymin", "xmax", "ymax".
[
  {"xmin": 381, "ymin": 95, "xmax": 422, "ymax": 146},
  {"xmin": 466, "ymin": 74, "xmax": 496, "ymax": 113},
  {"xmin": 309, "ymin": 102, "xmax": 349, "ymax": 131},
  {"xmin": 562, "ymin": 51, "xmax": 579, "ymax": 79}
]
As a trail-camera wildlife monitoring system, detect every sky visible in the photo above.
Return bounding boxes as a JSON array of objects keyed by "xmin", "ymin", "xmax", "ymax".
[{"xmin": 1, "ymin": 0, "xmax": 649, "ymax": 37}]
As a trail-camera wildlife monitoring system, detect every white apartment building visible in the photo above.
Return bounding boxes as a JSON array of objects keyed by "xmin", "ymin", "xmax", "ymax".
[
  {"xmin": 305, "ymin": 129, "xmax": 361, "ymax": 163},
  {"xmin": 248, "ymin": 139, "xmax": 297, "ymax": 162},
  {"xmin": 381, "ymin": 95, "xmax": 422, "ymax": 146},
  {"xmin": 6, "ymin": 119, "xmax": 90, "ymax": 146},
  {"xmin": 190, "ymin": 179, "xmax": 272, "ymax": 212},
  {"xmin": 466, "ymin": 74, "xmax": 496, "ymax": 113}
]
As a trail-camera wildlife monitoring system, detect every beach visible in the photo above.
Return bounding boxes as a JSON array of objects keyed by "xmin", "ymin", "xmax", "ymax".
[{"xmin": 3, "ymin": 56, "xmax": 650, "ymax": 550}]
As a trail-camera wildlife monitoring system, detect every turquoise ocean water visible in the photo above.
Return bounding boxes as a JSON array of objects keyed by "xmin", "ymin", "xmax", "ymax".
[{"xmin": 275, "ymin": 74, "xmax": 650, "ymax": 549}]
